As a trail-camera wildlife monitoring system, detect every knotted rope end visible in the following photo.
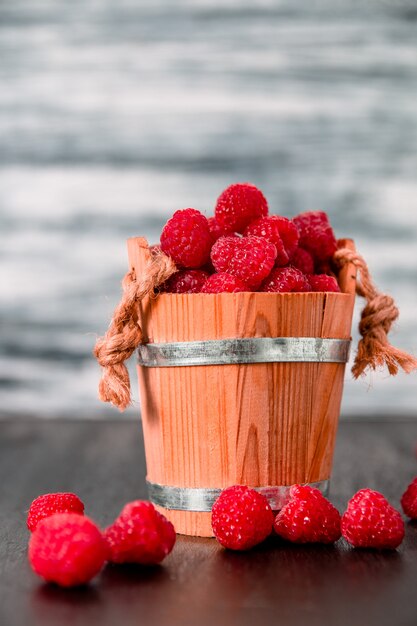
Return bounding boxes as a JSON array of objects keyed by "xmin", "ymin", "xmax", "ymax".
[
  {"xmin": 334, "ymin": 246, "xmax": 417, "ymax": 379},
  {"xmin": 94, "ymin": 246, "xmax": 177, "ymax": 410}
]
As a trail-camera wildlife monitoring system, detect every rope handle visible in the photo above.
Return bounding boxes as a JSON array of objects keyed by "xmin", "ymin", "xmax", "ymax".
[
  {"xmin": 94, "ymin": 244, "xmax": 416, "ymax": 411},
  {"xmin": 334, "ymin": 247, "xmax": 417, "ymax": 378},
  {"xmin": 93, "ymin": 247, "xmax": 176, "ymax": 411}
]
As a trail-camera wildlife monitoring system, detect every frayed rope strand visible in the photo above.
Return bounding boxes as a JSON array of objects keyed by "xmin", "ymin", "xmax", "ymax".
[
  {"xmin": 334, "ymin": 248, "xmax": 417, "ymax": 378},
  {"xmin": 94, "ymin": 249, "xmax": 177, "ymax": 411}
]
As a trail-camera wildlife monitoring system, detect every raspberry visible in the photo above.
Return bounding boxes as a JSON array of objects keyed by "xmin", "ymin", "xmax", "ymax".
[
  {"xmin": 315, "ymin": 259, "xmax": 335, "ymax": 276},
  {"xmin": 272, "ymin": 217, "xmax": 300, "ymax": 257},
  {"xmin": 27, "ymin": 492, "xmax": 85, "ymax": 532},
  {"xmin": 260, "ymin": 266, "xmax": 311, "ymax": 293},
  {"xmin": 401, "ymin": 477, "xmax": 417, "ymax": 519},
  {"xmin": 290, "ymin": 247, "xmax": 314, "ymax": 275},
  {"xmin": 244, "ymin": 216, "xmax": 298, "ymax": 266},
  {"xmin": 341, "ymin": 489, "xmax": 405, "ymax": 549},
  {"xmin": 160, "ymin": 269, "xmax": 210, "ymax": 294},
  {"xmin": 201, "ymin": 273, "xmax": 248, "ymax": 293},
  {"xmin": 208, "ymin": 216, "xmax": 234, "ymax": 241},
  {"xmin": 28, "ymin": 513, "xmax": 107, "ymax": 587},
  {"xmin": 274, "ymin": 485, "xmax": 341, "ymax": 544},
  {"xmin": 211, "ymin": 485, "xmax": 274, "ymax": 550},
  {"xmin": 210, "ymin": 235, "xmax": 236, "ymax": 270},
  {"xmin": 308, "ymin": 274, "xmax": 341, "ymax": 293},
  {"xmin": 211, "ymin": 235, "xmax": 276, "ymax": 290},
  {"xmin": 160, "ymin": 208, "xmax": 212, "ymax": 269},
  {"xmin": 104, "ymin": 500, "xmax": 176, "ymax": 565},
  {"xmin": 215, "ymin": 183, "xmax": 268, "ymax": 234},
  {"xmin": 244, "ymin": 215, "xmax": 290, "ymax": 266},
  {"xmin": 292, "ymin": 211, "xmax": 337, "ymax": 262}
]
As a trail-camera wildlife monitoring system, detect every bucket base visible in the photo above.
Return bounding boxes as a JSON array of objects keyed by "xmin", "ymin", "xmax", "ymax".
[{"xmin": 150, "ymin": 479, "xmax": 331, "ymax": 537}]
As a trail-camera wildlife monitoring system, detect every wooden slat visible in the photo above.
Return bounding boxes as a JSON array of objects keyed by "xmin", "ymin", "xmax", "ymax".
[{"xmin": 337, "ymin": 238, "xmax": 357, "ymax": 296}]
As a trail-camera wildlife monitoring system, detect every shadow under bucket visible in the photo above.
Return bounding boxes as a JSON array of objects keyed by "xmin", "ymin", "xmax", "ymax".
[{"xmin": 128, "ymin": 237, "xmax": 357, "ymax": 537}]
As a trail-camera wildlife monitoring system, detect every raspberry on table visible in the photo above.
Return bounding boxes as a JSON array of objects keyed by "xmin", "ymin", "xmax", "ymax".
[
  {"xmin": 308, "ymin": 274, "xmax": 341, "ymax": 293},
  {"xmin": 211, "ymin": 235, "xmax": 276, "ymax": 290},
  {"xmin": 27, "ymin": 492, "xmax": 85, "ymax": 532},
  {"xmin": 28, "ymin": 513, "xmax": 108, "ymax": 587},
  {"xmin": 211, "ymin": 485, "xmax": 274, "ymax": 550},
  {"xmin": 401, "ymin": 477, "xmax": 417, "ymax": 519},
  {"xmin": 341, "ymin": 488, "xmax": 405, "ymax": 549},
  {"xmin": 290, "ymin": 247, "xmax": 314, "ymax": 275},
  {"xmin": 160, "ymin": 269, "xmax": 210, "ymax": 294},
  {"xmin": 160, "ymin": 208, "xmax": 212, "ymax": 269},
  {"xmin": 201, "ymin": 273, "xmax": 249, "ymax": 293},
  {"xmin": 292, "ymin": 211, "xmax": 337, "ymax": 262},
  {"xmin": 104, "ymin": 500, "xmax": 176, "ymax": 565},
  {"xmin": 260, "ymin": 266, "xmax": 311, "ymax": 293},
  {"xmin": 215, "ymin": 183, "xmax": 269, "ymax": 234},
  {"xmin": 244, "ymin": 216, "xmax": 299, "ymax": 266},
  {"xmin": 274, "ymin": 485, "xmax": 341, "ymax": 544}
]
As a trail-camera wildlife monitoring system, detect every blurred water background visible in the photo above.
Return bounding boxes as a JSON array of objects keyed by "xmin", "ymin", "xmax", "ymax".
[{"xmin": 1, "ymin": 0, "xmax": 417, "ymax": 418}]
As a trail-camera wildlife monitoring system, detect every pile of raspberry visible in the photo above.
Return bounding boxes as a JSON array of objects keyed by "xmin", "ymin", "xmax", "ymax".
[
  {"xmin": 24, "ymin": 475, "xmax": 417, "ymax": 587},
  {"xmin": 26, "ymin": 492, "xmax": 176, "ymax": 588},
  {"xmin": 211, "ymin": 477, "xmax": 417, "ymax": 552},
  {"xmin": 158, "ymin": 183, "xmax": 341, "ymax": 294}
]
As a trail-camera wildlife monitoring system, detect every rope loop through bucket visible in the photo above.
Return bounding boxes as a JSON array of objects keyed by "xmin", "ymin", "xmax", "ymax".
[
  {"xmin": 94, "ymin": 243, "xmax": 417, "ymax": 411},
  {"xmin": 93, "ymin": 248, "xmax": 176, "ymax": 410},
  {"xmin": 334, "ymin": 247, "xmax": 417, "ymax": 378}
]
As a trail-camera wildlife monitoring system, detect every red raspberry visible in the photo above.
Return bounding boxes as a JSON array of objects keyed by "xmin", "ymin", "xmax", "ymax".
[
  {"xmin": 260, "ymin": 266, "xmax": 311, "ymax": 293},
  {"xmin": 208, "ymin": 216, "xmax": 234, "ymax": 241},
  {"xmin": 104, "ymin": 500, "xmax": 176, "ymax": 565},
  {"xmin": 210, "ymin": 235, "xmax": 236, "ymax": 270},
  {"xmin": 160, "ymin": 208, "xmax": 212, "ymax": 269},
  {"xmin": 215, "ymin": 183, "xmax": 268, "ymax": 234},
  {"xmin": 201, "ymin": 273, "xmax": 248, "ymax": 293},
  {"xmin": 401, "ymin": 477, "xmax": 417, "ymax": 519},
  {"xmin": 244, "ymin": 215, "xmax": 290, "ymax": 266},
  {"xmin": 315, "ymin": 259, "xmax": 335, "ymax": 276},
  {"xmin": 244, "ymin": 216, "xmax": 298, "ymax": 266},
  {"xmin": 211, "ymin": 485, "xmax": 274, "ymax": 550},
  {"xmin": 292, "ymin": 211, "xmax": 337, "ymax": 262},
  {"xmin": 211, "ymin": 235, "xmax": 276, "ymax": 290},
  {"xmin": 28, "ymin": 513, "xmax": 107, "ymax": 587},
  {"xmin": 274, "ymin": 485, "xmax": 341, "ymax": 544},
  {"xmin": 308, "ymin": 274, "xmax": 341, "ymax": 293},
  {"xmin": 160, "ymin": 269, "xmax": 210, "ymax": 294},
  {"xmin": 341, "ymin": 489, "xmax": 405, "ymax": 549},
  {"xmin": 272, "ymin": 216, "xmax": 300, "ymax": 257},
  {"xmin": 290, "ymin": 247, "xmax": 314, "ymax": 275},
  {"xmin": 27, "ymin": 492, "xmax": 85, "ymax": 532}
]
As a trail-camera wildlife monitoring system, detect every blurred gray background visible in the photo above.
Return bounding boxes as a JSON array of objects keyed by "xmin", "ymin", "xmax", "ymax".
[{"xmin": 1, "ymin": 0, "xmax": 416, "ymax": 418}]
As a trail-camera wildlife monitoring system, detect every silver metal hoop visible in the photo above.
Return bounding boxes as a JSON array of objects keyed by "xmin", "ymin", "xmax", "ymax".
[
  {"xmin": 146, "ymin": 480, "xmax": 330, "ymax": 512},
  {"xmin": 137, "ymin": 337, "xmax": 350, "ymax": 367}
]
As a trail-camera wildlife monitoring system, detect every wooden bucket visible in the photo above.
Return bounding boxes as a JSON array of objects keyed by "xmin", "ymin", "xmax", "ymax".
[{"xmin": 128, "ymin": 237, "xmax": 357, "ymax": 537}]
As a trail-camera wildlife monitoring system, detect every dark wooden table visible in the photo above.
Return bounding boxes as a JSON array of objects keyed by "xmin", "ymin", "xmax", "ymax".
[{"xmin": 1, "ymin": 418, "xmax": 417, "ymax": 626}]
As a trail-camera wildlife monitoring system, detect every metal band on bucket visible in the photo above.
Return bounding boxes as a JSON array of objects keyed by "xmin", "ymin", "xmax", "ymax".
[
  {"xmin": 137, "ymin": 337, "xmax": 350, "ymax": 367},
  {"xmin": 146, "ymin": 480, "xmax": 330, "ymax": 512}
]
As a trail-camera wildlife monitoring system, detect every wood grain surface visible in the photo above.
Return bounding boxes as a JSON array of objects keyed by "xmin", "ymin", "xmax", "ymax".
[
  {"xmin": 128, "ymin": 237, "xmax": 356, "ymax": 535},
  {"xmin": 1, "ymin": 418, "xmax": 417, "ymax": 626}
]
